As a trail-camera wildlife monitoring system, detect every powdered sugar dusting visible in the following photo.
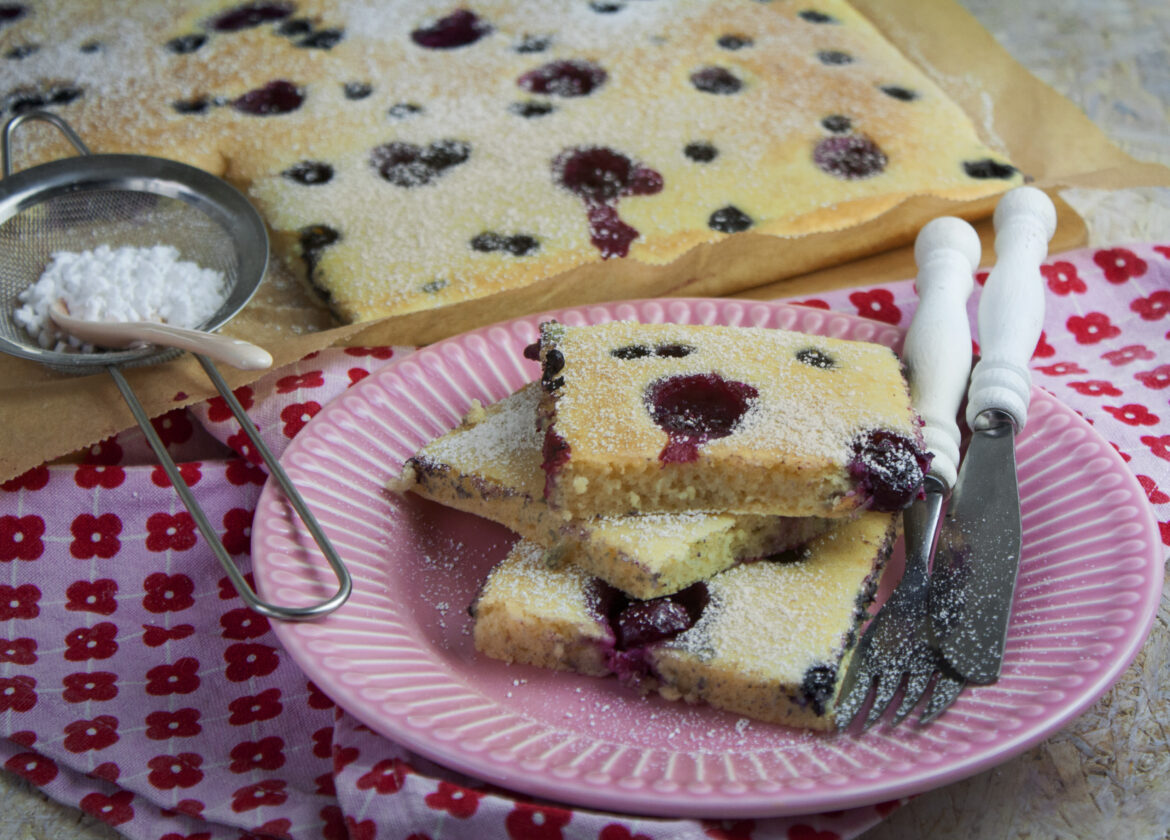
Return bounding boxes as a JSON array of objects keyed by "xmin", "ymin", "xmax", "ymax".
[{"xmin": 14, "ymin": 244, "xmax": 227, "ymax": 352}]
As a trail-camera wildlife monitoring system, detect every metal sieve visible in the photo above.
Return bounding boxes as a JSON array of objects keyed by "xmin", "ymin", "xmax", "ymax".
[{"xmin": 0, "ymin": 110, "xmax": 350, "ymax": 620}]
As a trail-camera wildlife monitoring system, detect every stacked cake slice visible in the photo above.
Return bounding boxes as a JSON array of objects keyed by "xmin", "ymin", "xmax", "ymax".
[{"xmin": 399, "ymin": 320, "xmax": 927, "ymax": 729}]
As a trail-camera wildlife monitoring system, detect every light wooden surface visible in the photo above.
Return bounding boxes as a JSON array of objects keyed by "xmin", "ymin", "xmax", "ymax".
[{"xmin": 2, "ymin": 2, "xmax": 1168, "ymax": 839}]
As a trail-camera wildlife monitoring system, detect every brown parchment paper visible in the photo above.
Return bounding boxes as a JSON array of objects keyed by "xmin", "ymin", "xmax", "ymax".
[{"xmin": 2, "ymin": 0, "xmax": 1168, "ymax": 483}]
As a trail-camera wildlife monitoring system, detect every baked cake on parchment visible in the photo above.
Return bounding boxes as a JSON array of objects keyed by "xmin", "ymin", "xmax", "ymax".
[
  {"xmin": 533, "ymin": 320, "xmax": 929, "ymax": 519},
  {"xmin": 402, "ymin": 382, "xmax": 832, "ymax": 600},
  {"xmin": 471, "ymin": 512, "xmax": 897, "ymax": 730},
  {"xmin": 2, "ymin": 1, "xmax": 1021, "ymax": 326}
]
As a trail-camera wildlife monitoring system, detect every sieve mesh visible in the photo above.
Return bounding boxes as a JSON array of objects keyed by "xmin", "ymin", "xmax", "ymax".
[{"xmin": 0, "ymin": 186, "xmax": 250, "ymax": 370}]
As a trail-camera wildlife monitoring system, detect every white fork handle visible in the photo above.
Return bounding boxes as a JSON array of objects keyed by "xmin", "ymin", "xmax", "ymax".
[
  {"xmin": 966, "ymin": 187, "xmax": 1057, "ymax": 429},
  {"xmin": 906, "ymin": 217, "xmax": 981, "ymax": 490}
]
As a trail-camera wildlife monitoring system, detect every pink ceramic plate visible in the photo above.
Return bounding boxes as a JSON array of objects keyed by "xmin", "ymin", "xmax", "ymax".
[{"xmin": 252, "ymin": 298, "xmax": 1162, "ymax": 820}]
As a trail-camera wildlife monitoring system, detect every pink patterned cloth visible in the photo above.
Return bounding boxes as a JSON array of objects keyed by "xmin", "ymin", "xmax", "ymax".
[{"xmin": 1, "ymin": 244, "xmax": 1167, "ymax": 840}]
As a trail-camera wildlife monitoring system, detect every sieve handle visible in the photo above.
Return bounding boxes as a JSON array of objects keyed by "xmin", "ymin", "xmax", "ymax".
[
  {"xmin": 3, "ymin": 110, "xmax": 91, "ymax": 178},
  {"xmin": 107, "ymin": 361, "xmax": 351, "ymax": 621}
]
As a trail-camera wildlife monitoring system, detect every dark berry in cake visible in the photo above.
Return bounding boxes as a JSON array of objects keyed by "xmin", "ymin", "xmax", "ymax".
[
  {"xmin": 6, "ymin": 43, "xmax": 39, "ymax": 59},
  {"xmin": 371, "ymin": 140, "xmax": 471, "ymax": 187},
  {"xmin": 799, "ymin": 663, "xmax": 837, "ymax": 715},
  {"xmin": 708, "ymin": 205, "xmax": 753, "ymax": 233},
  {"xmin": 343, "ymin": 81, "xmax": 372, "ymax": 100},
  {"xmin": 411, "ymin": 9, "xmax": 491, "ymax": 49},
  {"xmin": 515, "ymin": 33, "xmax": 551, "ymax": 53},
  {"xmin": 554, "ymin": 146, "xmax": 663, "ymax": 258},
  {"xmin": 48, "ymin": 84, "xmax": 82, "ymax": 106},
  {"xmin": 821, "ymin": 114, "xmax": 852, "ymax": 133},
  {"xmin": 589, "ymin": 1, "xmax": 624, "ymax": 12},
  {"xmin": 796, "ymin": 347, "xmax": 835, "ymax": 369},
  {"xmin": 166, "ymin": 33, "xmax": 207, "ymax": 54},
  {"xmin": 717, "ymin": 34, "xmax": 753, "ymax": 50},
  {"xmin": 963, "ymin": 158, "xmax": 1019, "ymax": 179},
  {"xmin": 388, "ymin": 102, "xmax": 423, "ymax": 118},
  {"xmin": 880, "ymin": 84, "xmax": 919, "ymax": 101},
  {"xmin": 817, "ymin": 49, "xmax": 853, "ymax": 65},
  {"xmin": 518, "ymin": 59, "xmax": 607, "ymax": 98},
  {"xmin": 298, "ymin": 28, "xmax": 343, "ymax": 49},
  {"xmin": 283, "ymin": 161, "xmax": 333, "ymax": 185},
  {"xmin": 522, "ymin": 341, "xmax": 541, "ymax": 361},
  {"xmin": 233, "ymin": 80, "xmax": 303, "ymax": 115},
  {"xmin": 421, "ymin": 278, "xmax": 447, "ymax": 294},
  {"xmin": 277, "ymin": 17, "xmax": 313, "ymax": 37},
  {"xmin": 690, "ymin": 66, "xmax": 743, "ymax": 94},
  {"xmin": 509, "ymin": 100, "xmax": 555, "ymax": 118},
  {"xmin": 814, "ymin": 134, "xmax": 887, "ymax": 179},
  {"xmin": 798, "ymin": 9, "xmax": 838, "ymax": 23},
  {"xmin": 612, "ymin": 344, "xmax": 652, "ymax": 360},
  {"xmin": 541, "ymin": 349, "xmax": 565, "ymax": 391},
  {"xmin": 506, "ymin": 234, "xmax": 539, "ymax": 256},
  {"xmin": 684, "ymin": 141, "xmax": 718, "ymax": 162},
  {"xmin": 211, "ymin": 2, "xmax": 293, "ymax": 32},
  {"xmin": 79, "ymin": 41, "xmax": 103, "ymax": 53},
  {"xmin": 0, "ymin": 4, "xmax": 28, "ymax": 26},
  {"xmin": 173, "ymin": 96, "xmax": 210, "ymax": 115},
  {"xmin": 422, "ymin": 138, "xmax": 471, "ymax": 170},
  {"xmin": 655, "ymin": 344, "xmax": 696, "ymax": 358},
  {"xmin": 646, "ymin": 373, "xmax": 758, "ymax": 463},
  {"xmin": 607, "ymin": 582, "xmax": 709, "ymax": 649},
  {"xmin": 848, "ymin": 429, "xmax": 930, "ymax": 511},
  {"xmin": 4, "ymin": 83, "xmax": 82, "ymax": 116},
  {"xmin": 471, "ymin": 232, "xmax": 508, "ymax": 252},
  {"xmin": 299, "ymin": 223, "xmax": 341, "ymax": 279}
]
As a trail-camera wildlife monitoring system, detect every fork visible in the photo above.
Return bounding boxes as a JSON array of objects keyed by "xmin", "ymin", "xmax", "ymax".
[{"xmin": 834, "ymin": 216, "xmax": 980, "ymax": 729}]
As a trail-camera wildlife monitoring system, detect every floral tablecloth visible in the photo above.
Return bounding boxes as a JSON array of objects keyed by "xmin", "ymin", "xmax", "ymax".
[{"xmin": 1, "ymin": 244, "xmax": 1167, "ymax": 840}]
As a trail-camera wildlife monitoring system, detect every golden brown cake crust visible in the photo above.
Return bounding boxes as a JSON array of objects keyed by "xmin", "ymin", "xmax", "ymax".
[{"xmin": 3, "ymin": 1, "xmax": 1021, "ymax": 325}]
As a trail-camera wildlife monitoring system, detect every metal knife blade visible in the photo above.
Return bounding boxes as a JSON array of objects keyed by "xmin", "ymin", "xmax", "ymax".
[
  {"xmin": 927, "ymin": 408, "xmax": 1021, "ymax": 684},
  {"xmin": 926, "ymin": 186, "xmax": 1057, "ymax": 685}
]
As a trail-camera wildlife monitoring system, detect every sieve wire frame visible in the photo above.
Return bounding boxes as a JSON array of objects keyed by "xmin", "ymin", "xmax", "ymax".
[{"xmin": 0, "ymin": 151, "xmax": 269, "ymax": 372}]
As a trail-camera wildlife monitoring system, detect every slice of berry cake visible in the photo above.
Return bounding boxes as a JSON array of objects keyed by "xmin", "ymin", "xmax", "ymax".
[
  {"xmin": 534, "ymin": 320, "xmax": 928, "ymax": 519},
  {"xmin": 471, "ymin": 511, "xmax": 898, "ymax": 730},
  {"xmin": 2, "ymin": 1, "xmax": 1022, "ymax": 326},
  {"xmin": 400, "ymin": 382, "xmax": 831, "ymax": 600}
]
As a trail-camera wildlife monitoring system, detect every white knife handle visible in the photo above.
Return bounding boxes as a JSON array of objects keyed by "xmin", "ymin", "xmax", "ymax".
[
  {"xmin": 907, "ymin": 217, "xmax": 980, "ymax": 490},
  {"xmin": 966, "ymin": 187, "xmax": 1057, "ymax": 429}
]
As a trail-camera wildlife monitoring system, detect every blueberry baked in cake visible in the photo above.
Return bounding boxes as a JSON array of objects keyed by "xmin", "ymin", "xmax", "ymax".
[
  {"xmin": 471, "ymin": 512, "xmax": 898, "ymax": 730},
  {"xmin": 533, "ymin": 320, "xmax": 929, "ymax": 519},
  {"xmin": 401, "ymin": 382, "xmax": 832, "ymax": 600},
  {"xmin": 2, "ymin": 1, "xmax": 1022, "ymax": 325}
]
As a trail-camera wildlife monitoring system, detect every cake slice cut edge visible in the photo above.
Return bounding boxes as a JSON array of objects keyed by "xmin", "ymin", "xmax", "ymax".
[
  {"xmin": 398, "ymin": 382, "xmax": 833, "ymax": 600},
  {"xmin": 471, "ymin": 511, "xmax": 899, "ymax": 731}
]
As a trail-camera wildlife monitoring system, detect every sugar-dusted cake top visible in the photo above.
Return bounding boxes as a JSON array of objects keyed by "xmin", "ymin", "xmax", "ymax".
[
  {"xmin": 2, "ymin": 1, "xmax": 1021, "ymax": 324},
  {"xmin": 536, "ymin": 320, "xmax": 928, "ymax": 513}
]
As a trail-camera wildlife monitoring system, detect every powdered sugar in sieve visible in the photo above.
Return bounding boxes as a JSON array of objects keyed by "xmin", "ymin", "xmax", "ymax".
[{"xmin": 14, "ymin": 243, "xmax": 227, "ymax": 352}]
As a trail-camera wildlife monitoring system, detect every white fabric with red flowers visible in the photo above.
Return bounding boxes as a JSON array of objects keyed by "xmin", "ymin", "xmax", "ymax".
[{"xmin": 1, "ymin": 244, "xmax": 1167, "ymax": 840}]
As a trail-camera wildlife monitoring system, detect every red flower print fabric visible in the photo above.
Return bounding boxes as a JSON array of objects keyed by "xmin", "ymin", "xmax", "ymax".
[{"xmin": 1, "ymin": 245, "xmax": 1167, "ymax": 840}]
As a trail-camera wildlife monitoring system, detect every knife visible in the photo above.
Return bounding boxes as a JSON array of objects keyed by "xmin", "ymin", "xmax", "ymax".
[{"xmin": 928, "ymin": 186, "xmax": 1058, "ymax": 685}]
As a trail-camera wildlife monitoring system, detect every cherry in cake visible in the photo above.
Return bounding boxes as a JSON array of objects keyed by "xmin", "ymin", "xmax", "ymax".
[
  {"xmin": 518, "ymin": 59, "xmax": 606, "ymax": 97},
  {"xmin": 411, "ymin": 9, "xmax": 491, "ymax": 49},
  {"xmin": 232, "ymin": 80, "xmax": 303, "ymax": 116},
  {"xmin": 554, "ymin": 146, "xmax": 663, "ymax": 258},
  {"xmin": 814, "ymin": 134, "xmax": 888, "ymax": 179},
  {"xmin": 646, "ymin": 373, "xmax": 759, "ymax": 464}
]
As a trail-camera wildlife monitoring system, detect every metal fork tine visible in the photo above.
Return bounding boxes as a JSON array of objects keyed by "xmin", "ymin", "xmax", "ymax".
[
  {"xmin": 920, "ymin": 671, "xmax": 965, "ymax": 724},
  {"xmin": 891, "ymin": 667, "xmax": 933, "ymax": 725},
  {"xmin": 863, "ymin": 670, "xmax": 906, "ymax": 730}
]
